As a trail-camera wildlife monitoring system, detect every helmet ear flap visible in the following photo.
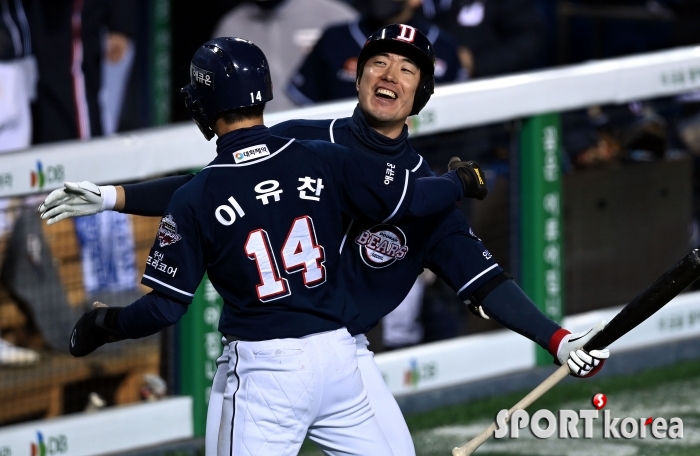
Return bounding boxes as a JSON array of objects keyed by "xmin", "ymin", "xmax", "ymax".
[
  {"xmin": 194, "ymin": 118, "xmax": 215, "ymax": 141},
  {"xmin": 182, "ymin": 84, "xmax": 215, "ymax": 141},
  {"xmin": 410, "ymin": 75, "xmax": 435, "ymax": 116}
]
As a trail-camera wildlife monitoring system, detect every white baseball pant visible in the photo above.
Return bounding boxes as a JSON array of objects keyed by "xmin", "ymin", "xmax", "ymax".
[
  {"xmin": 205, "ymin": 332, "xmax": 415, "ymax": 456},
  {"xmin": 213, "ymin": 328, "xmax": 391, "ymax": 456}
]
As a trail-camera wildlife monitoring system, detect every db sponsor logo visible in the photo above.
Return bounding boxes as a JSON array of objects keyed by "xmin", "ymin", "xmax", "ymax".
[
  {"xmin": 30, "ymin": 432, "xmax": 68, "ymax": 456},
  {"xmin": 355, "ymin": 224, "xmax": 408, "ymax": 269},
  {"xmin": 403, "ymin": 358, "xmax": 437, "ymax": 386},
  {"xmin": 495, "ymin": 393, "xmax": 683, "ymax": 440},
  {"xmin": 30, "ymin": 161, "xmax": 64, "ymax": 189}
]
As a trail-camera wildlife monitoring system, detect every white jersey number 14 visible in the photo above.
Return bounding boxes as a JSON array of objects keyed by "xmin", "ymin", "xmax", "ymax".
[{"xmin": 244, "ymin": 216, "xmax": 326, "ymax": 302}]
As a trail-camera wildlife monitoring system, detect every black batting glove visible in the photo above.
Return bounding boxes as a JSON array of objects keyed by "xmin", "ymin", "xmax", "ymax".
[
  {"xmin": 448, "ymin": 157, "xmax": 488, "ymax": 200},
  {"xmin": 69, "ymin": 307, "xmax": 126, "ymax": 357}
]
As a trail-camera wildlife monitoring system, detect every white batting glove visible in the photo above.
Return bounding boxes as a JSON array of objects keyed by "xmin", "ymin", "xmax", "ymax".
[
  {"xmin": 556, "ymin": 320, "xmax": 610, "ymax": 377},
  {"xmin": 38, "ymin": 181, "xmax": 117, "ymax": 225}
]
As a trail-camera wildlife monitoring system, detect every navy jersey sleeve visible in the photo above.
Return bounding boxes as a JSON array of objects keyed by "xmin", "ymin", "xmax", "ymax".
[
  {"xmin": 480, "ymin": 280, "xmax": 561, "ymax": 351},
  {"xmin": 270, "ymin": 119, "xmax": 333, "ymax": 142},
  {"xmin": 424, "ymin": 208, "xmax": 503, "ymax": 298},
  {"xmin": 140, "ymin": 185, "xmax": 206, "ymax": 303},
  {"xmin": 122, "ymin": 174, "xmax": 195, "ymax": 216},
  {"xmin": 118, "ymin": 290, "xmax": 188, "ymax": 338},
  {"xmin": 303, "ymin": 141, "xmax": 415, "ymax": 223}
]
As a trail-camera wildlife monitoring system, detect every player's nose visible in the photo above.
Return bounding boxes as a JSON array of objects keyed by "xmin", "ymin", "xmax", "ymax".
[{"xmin": 382, "ymin": 64, "xmax": 399, "ymax": 83}]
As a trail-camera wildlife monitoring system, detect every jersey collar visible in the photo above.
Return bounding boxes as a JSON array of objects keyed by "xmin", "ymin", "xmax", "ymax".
[
  {"xmin": 349, "ymin": 106, "xmax": 409, "ymax": 157},
  {"xmin": 216, "ymin": 125, "xmax": 271, "ymax": 156}
]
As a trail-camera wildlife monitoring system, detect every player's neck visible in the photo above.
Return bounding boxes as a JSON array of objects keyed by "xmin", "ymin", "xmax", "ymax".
[
  {"xmin": 366, "ymin": 119, "xmax": 406, "ymax": 139},
  {"xmin": 214, "ymin": 116, "xmax": 265, "ymax": 136}
]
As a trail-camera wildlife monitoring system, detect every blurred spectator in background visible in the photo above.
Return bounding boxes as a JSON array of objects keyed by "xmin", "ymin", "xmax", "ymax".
[
  {"xmin": 0, "ymin": 0, "xmax": 39, "ymax": 363},
  {"xmin": 100, "ymin": 25, "xmax": 135, "ymax": 135},
  {"xmin": 382, "ymin": 270, "xmax": 435, "ymax": 350},
  {"xmin": 419, "ymin": 0, "xmax": 544, "ymax": 78},
  {"xmin": 287, "ymin": 0, "xmax": 466, "ymax": 105},
  {"xmin": 0, "ymin": 0, "xmax": 36, "ymax": 153},
  {"xmin": 668, "ymin": 0, "xmax": 700, "ymax": 157},
  {"xmin": 560, "ymin": 0, "xmax": 675, "ymax": 65},
  {"xmin": 563, "ymin": 102, "xmax": 672, "ymax": 172},
  {"xmin": 27, "ymin": 0, "xmax": 137, "ymax": 144},
  {"xmin": 213, "ymin": 0, "xmax": 358, "ymax": 112}
]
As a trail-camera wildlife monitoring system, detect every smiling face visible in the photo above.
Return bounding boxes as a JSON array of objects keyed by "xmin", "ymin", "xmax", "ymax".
[{"xmin": 356, "ymin": 52, "xmax": 421, "ymax": 138}]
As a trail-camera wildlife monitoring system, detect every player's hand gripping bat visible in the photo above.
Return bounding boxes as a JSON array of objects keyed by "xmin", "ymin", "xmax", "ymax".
[{"xmin": 452, "ymin": 248, "xmax": 700, "ymax": 456}]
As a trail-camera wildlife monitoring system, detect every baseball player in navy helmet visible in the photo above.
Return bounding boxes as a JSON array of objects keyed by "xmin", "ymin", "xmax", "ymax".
[
  {"xmin": 42, "ymin": 27, "xmax": 609, "ymax": 456},
  {"xmin": 57, "ymin": 37, "xmax": 486, "ymax": 456}
]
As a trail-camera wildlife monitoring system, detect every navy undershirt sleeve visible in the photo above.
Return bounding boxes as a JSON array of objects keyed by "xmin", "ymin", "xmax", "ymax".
[
  {"xmin": 479, "ymin": 280, "xmax": 561, "ymax": 351},
  {"xmin": 407, "ymin": 171, "xmax": 463, "ymax": 217},
  {"xmin": 117, "ymin": 290, "xmax": 188, "ymax": 338},
  {"xmin": 122, "ymin": 174, "xmax": 194, "ymax": 216}
]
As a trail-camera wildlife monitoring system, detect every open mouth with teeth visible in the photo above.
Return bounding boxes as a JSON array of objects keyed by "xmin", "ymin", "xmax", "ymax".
[{"xmin": 375, "ymin": 88, "xmax": 397, "ymax": 99}]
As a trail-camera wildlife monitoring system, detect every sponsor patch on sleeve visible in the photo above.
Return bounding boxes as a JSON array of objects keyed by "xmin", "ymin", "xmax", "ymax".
[{"xmin": 146, "ymin": 250, "xmax": 181, "ymax": 278}]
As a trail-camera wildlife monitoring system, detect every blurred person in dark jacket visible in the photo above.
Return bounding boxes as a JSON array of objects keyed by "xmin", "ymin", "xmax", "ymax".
[
  {"xmin": 27, "ymin": 0, "xmax": 136, "ymax": 144},
  {"xmin": 287, "ymin": 0, "xmax": 466, "ymax": 105},
  {"xmin": 213, "ymin": 0, "xmax": 358, "ymax": 112},
  {"xmin": 0, "ymin": 0, "xmax": 36, "ymax": 152},
  {"xmin": 419, "ymin": 0, "xmax": 544, "ymax": 78}
]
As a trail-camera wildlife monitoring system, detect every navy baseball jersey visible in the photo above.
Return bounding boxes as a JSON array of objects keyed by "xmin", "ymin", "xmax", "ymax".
[
  {"xmin": 286, "ymin": 17, "xmax": 466, "ymax": 105},
  {"xmin": 141, "ymin": 125, "xmax": 418, "ymax": 341},
  {"xmin": 271, "ymin": 107, "xmax": 502, "ymax": 334}
]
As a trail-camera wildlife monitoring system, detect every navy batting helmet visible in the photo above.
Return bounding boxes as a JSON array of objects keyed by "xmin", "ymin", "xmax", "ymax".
[
  {"xmin": 357, "ymin": 24, "xmax": 435, "ymax": 116},
  {"xmin": 181, "ymin": 37, "xmax": 273, "ymax": 140}
]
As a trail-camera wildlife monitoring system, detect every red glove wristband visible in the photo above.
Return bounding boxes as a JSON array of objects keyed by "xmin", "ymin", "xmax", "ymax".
[{"xmin": 548, "ymin": 328, "xmax": 570, "ymax": 358}]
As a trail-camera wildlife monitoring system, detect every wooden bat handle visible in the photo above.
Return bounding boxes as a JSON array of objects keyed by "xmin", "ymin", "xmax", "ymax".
[{"xmin": 452, "ymin": 364, "xmax": 570, "ymax": 456}]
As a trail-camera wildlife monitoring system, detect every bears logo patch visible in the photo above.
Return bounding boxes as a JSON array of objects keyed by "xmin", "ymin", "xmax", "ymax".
[
  {"xmin": 355, "ymin": 224, "xmax": 408, "ymax": 269},
  {"xmin": 157, "ymin": 214, "xmax": 182, "ymax": 247}
]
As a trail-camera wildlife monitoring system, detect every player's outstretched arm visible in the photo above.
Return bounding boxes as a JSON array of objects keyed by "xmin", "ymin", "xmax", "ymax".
[
  {"xmin": 39, "ymin": 181, "xmax": 122, "ymax": 225},
  {"xmin": 406, "ymin": 160, "xmax": 488, "ymax": 218},
  {"xmin": 39, "ymin": 175, "xmax": 195, "ymax": 224},
  {"xmin": 69, "ymin": 290, "xmax": 188, "ymax": 357},
  {"xmin": 423, "ymin": 216, "xmax": 608, "ymax": 377},
  {"xmin": 475, "ymin": 279, "xmax": 609, "ymax": 377}
]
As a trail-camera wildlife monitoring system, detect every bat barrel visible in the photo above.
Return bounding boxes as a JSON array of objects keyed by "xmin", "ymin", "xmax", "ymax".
[{"xmin": 584, "ymin": 249, "xmax": 700, "ymax": 351}]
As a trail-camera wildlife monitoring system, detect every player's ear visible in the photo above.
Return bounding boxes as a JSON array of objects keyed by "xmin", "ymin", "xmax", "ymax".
[{"xmin": 356, "ymin": 76, "xmax": 360, "ymax": 93}]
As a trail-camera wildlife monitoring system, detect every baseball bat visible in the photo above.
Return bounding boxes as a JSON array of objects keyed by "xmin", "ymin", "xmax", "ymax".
[{"xmin": 452, "ymin": 248, "xmax": 700, "ymax": 456}]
